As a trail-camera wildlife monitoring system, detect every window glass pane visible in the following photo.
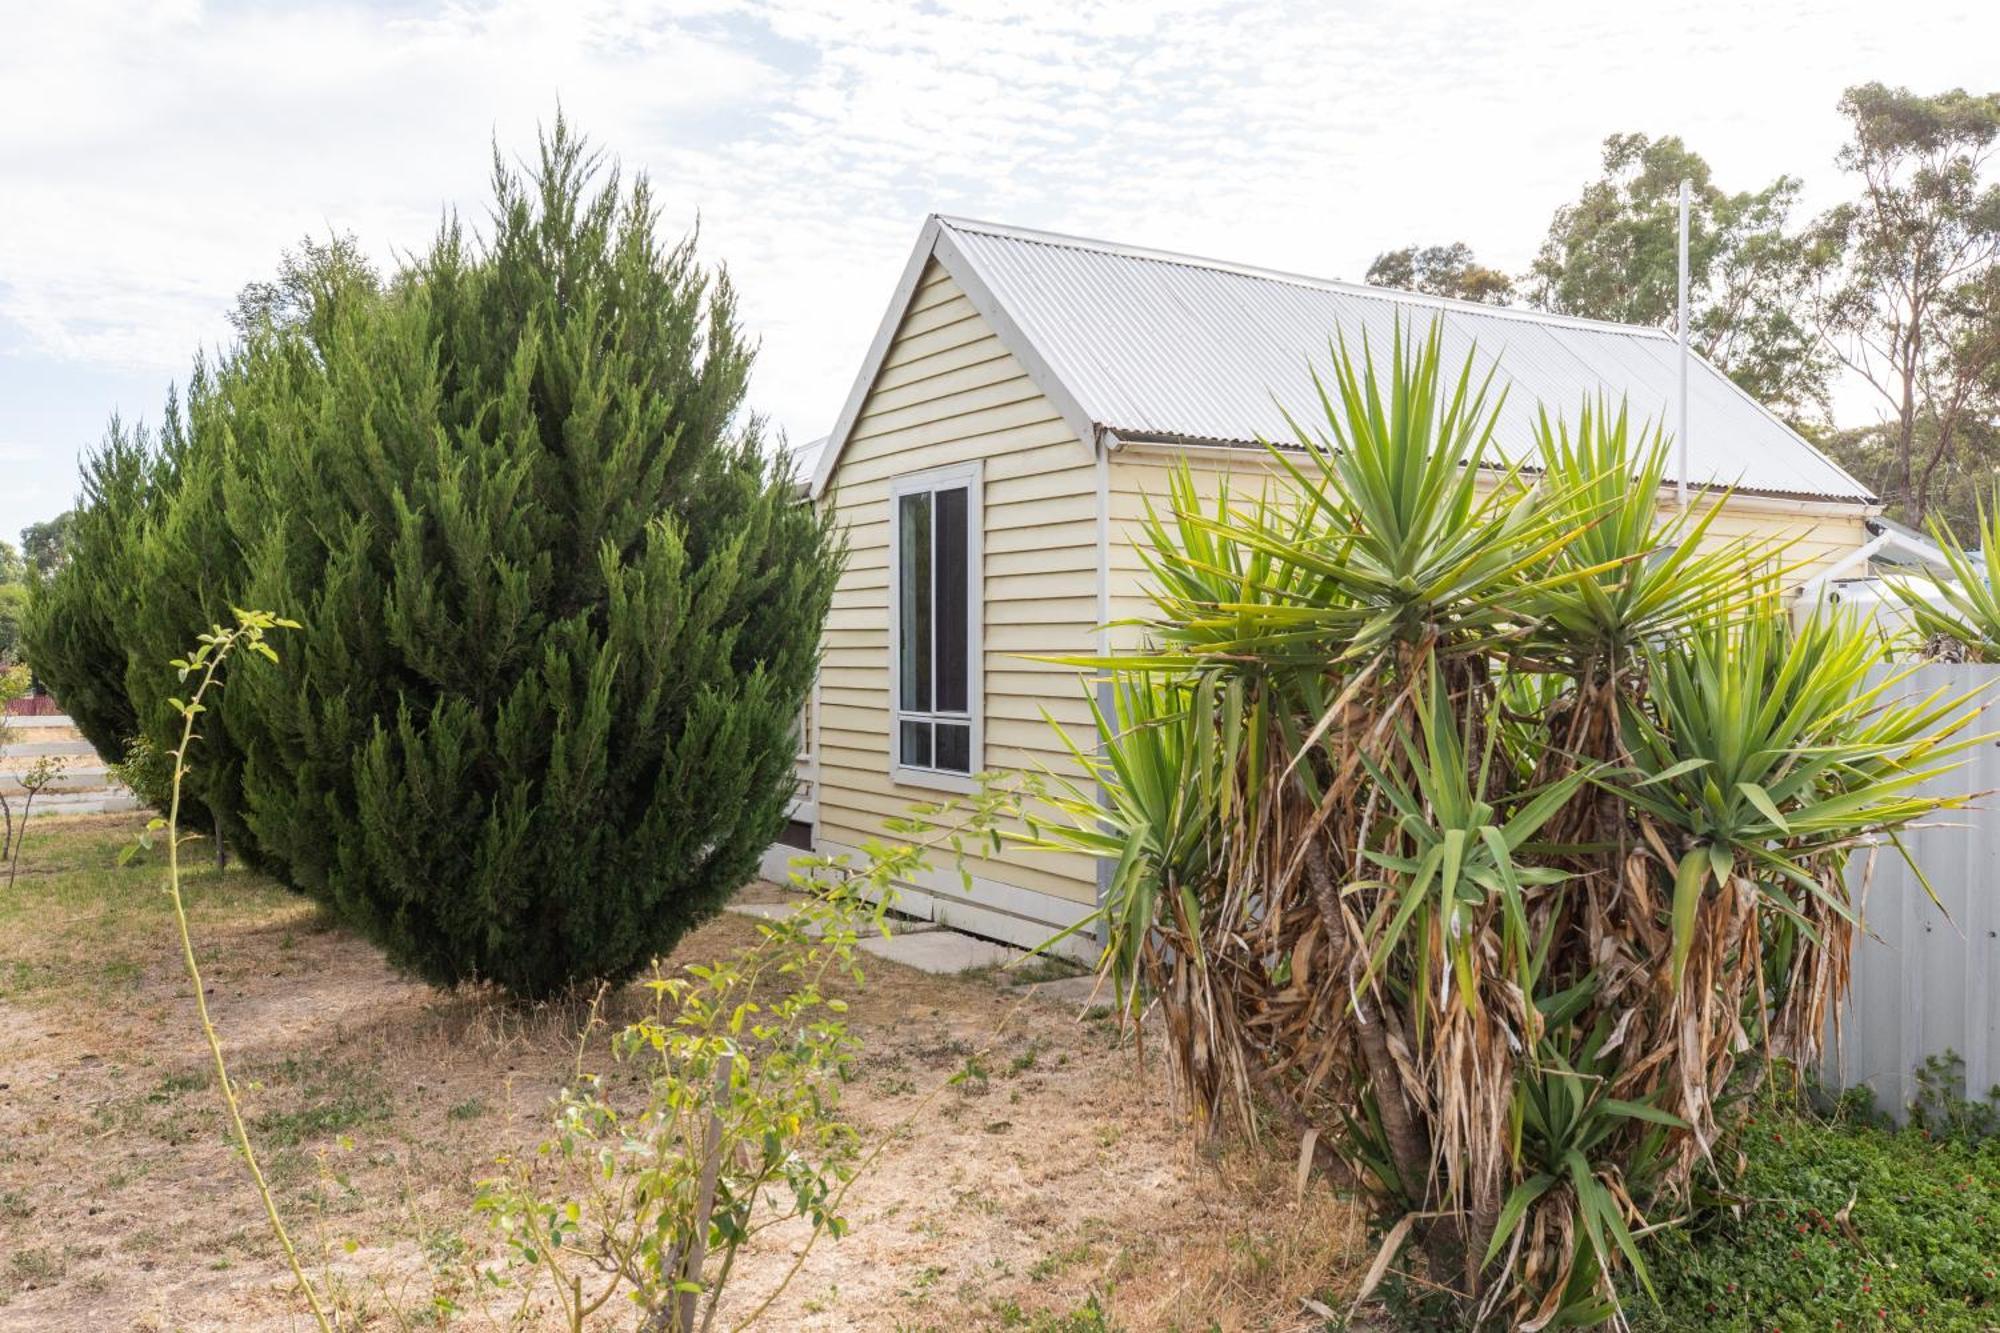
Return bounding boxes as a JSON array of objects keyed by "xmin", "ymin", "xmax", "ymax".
[
  {"xmin": 935, "ymin": 486, "xmax": 969, "ymax": 714},
  {"xmin": 897, "ymin": 492, "xmax": 932, "ymax": 713},
  {"xmin": 899, "ymin": 718, "xmax": 933, "ymax": 770},
  {"xmin": 934, "ymin": 721, "xmax": 972, "ymax": 775}
]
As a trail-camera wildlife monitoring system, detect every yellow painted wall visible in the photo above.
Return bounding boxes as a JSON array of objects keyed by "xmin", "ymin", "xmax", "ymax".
[
  {"xmin": 813, "ymin": 261, "xmax": 1103, "ymax": 907},
  {"xmin": 1688, "ymin": 496, "xmax": 1871, "ymax": 580}
]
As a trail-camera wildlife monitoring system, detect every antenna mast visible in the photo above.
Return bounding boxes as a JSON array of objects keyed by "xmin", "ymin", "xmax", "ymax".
[{"xmin": 1677, "ymin": 178, "xmax": 1691, "ymax": 508}]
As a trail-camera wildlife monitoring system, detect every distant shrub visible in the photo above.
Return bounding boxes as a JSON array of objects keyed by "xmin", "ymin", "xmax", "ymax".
[
  {"xmin": 107, "ymin": 732, "xmax": 173, "ymax": 814},
  {"xmin": 0, "ymin": 579, "xmax": 24, "ymax": 665}
]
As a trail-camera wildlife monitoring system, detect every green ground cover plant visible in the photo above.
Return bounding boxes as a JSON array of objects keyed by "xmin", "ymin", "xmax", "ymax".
[{"xmin": 1639, "ymin": 1095, "xmax": 2000, "ymax": 1331}]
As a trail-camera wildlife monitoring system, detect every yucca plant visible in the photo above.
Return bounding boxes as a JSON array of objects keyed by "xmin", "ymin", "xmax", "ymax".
[
  {"xmin": 1186, "ymin": 321, "xmax": 1614, "ymax": 663},
  {"xmin": 1480, "ymin": 1018, "xmax": 1681, "ymax": 1328},
  {"xmin": 1888, "ymin": 486, "xmax": 2000, "ymax": 659},
  {"xmin": 1026, "ymin": 320, "xmax": 1980, "ymax": 1327},
  {"xmin": 1614, "ymin": 605, "xmax": 1980, "ymax": 1090},
  {"xmin": 1042, "ymin": 676, "xmax": 1230, "ymax": 1001},
  {"xmin": 1519, "ymin": 399, "xmax": 1769, "ymax": 669}
]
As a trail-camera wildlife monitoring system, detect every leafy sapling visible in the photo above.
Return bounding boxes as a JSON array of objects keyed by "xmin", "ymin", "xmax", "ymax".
[
  {"xmin": 122, "ymin": 610, "xmax": 330, "ymax": 1331},
  {"xmin": 0, "ymin": 662, "xmax": 31, "ymax": 876},
  {"xmin": 3, "ymin": 752, "xmax": 69, "ymax": 892},
  {"xmin": 476, "ymin": 773, "xmax": 1038, "ymax": 1333}
]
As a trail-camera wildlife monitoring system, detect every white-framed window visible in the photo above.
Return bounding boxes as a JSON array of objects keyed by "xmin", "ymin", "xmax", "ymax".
[{"xmin": 889, "ymin": 462, "xmax": 982, "ymax": 790}]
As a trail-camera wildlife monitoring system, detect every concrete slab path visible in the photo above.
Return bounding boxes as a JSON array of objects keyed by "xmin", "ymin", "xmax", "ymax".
[
  {"xmin": 724, "ymin": 897, "xmax": 939, "ymax": 937},
  {"xmin": 857, "ymin": 929, "xmax": 1024, "ymax": 974}
]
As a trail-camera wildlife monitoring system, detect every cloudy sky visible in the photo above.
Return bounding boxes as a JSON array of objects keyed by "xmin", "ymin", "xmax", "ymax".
[{"xmin": 2, "ymin": 0, "xmax": 1995, "ymax": 544}]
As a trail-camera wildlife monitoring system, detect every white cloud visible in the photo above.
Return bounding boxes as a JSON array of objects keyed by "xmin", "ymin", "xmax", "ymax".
[{"xmin": 1, "ymin": 0, "xmax": 1997, "ymax": 542}]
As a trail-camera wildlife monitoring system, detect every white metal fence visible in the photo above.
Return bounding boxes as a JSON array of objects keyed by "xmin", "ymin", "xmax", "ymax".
[{"xmin": 1823, "ymin": 662, "xmax": 2000, "ymax": 1119}]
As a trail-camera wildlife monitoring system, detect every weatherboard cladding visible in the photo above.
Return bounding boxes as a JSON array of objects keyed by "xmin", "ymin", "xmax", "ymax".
[{"xmin": 934, "ymin": 217, "xmax": 1872, "ymax": 504}]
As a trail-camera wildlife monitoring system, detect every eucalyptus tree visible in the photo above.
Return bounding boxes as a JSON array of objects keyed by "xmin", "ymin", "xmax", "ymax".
[
  {"xmin": 1364, "ymin": 242, "xmax": 1515, "ymax": 305},
  {"xmin": 1532, "ymin": 133, "xmax": 1832, "ymax": 427},
  {"xmin": 1811, "ymin": 83, "xmax": 2000, "ymax": 520}
]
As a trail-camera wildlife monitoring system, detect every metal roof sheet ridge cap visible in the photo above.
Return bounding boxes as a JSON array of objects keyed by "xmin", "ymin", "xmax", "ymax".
[{"xmin": 934, "ymin": 214, "xmax": 1681, "ymax": 341}]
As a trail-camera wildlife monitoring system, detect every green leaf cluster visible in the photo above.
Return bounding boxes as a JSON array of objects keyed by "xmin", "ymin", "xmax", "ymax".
[{"xmin": 1641, "ymin": 1099, "xmax": 2000, "ymax": 1331}]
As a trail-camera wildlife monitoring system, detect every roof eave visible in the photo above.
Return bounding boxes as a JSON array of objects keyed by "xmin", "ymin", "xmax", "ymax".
[
  {"xmin": 809, "ymin": 217, "xmax": 1102, "ymax": 500},
  {"xmin": 808, "ymin": 217, "xmax": 946, "ymax": 500},
  {"xmin": 1103, "ymin": 429, "xmax": 1876, "ymax": 508}
]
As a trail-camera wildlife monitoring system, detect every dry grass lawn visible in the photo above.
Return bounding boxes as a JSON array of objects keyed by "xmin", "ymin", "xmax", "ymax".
[{"xmin": 0, "ymin": 814, "xmax": 1375, "ymax": 1332}]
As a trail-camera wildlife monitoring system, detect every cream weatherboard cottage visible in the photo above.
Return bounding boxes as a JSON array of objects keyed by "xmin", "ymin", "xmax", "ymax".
[{"xmin": 761, "ymin": 216, "xmax": 1879, "ymax": 955}]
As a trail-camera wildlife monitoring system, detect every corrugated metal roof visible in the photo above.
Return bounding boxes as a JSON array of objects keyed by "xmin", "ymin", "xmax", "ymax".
[
  {"xmin": 782, "ymin": 434, "xmax": 829, "ymax": 488},
  {"xmin": 935, "ymin": 216, "xmax": 1871, "ymax": 503}
]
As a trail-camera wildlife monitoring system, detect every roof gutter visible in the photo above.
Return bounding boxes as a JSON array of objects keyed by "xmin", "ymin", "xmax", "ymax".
[{"xmin": 1104, "ymin": 431, "xmax": 1876, "ymax": 511}]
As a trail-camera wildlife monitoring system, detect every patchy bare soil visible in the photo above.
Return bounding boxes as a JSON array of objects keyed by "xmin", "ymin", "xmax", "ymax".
[{"xmin": 0, "ymin": 815, "xmax": 1370, "ymax": 1332}]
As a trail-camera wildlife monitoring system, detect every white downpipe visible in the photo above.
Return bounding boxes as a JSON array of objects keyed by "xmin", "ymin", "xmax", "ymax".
[
  {"xmin": 1676, "ymin": 178, "xmax": 1691, "ymax": 510},
  {"xmin": 1091, "ymin": 430, "xmax": 1115, "ymax": 928}
]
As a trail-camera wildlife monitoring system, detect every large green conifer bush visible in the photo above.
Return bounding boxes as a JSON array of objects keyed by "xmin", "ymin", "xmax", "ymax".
[
  {"xmin": 31, "ymin": 122, "xmax": 840, "ymax": 996},
  {"xmin": 20, "ymin": 420, "xmax": 159, "ymax": 767}
]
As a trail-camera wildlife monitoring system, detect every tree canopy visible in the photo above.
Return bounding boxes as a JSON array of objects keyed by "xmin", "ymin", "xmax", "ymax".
[
  {"xmin": 1810, "ymin": 83, "xmax": 2000, "ymax": 521},
  {"xmin": 1364, "ymin": 242, "xmax": 1514, "ymax": 304},
  {"xmin": 20, "ymin": 513, "xmax": 75, "ymax": 581},
  {"xmin": 1529, "ymin": 133, "xmax": 1833, "ymax": 425},
  {"xmin": 0, "ymin": 539, "xmax": 25, "ymax": 664},
  {"xmin": 1358, "ymin": 93, "xmax": 2000, "ymax": 527}
]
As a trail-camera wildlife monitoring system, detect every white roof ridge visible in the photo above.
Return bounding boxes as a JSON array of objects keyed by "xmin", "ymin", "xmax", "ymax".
[{"xmin": 933, "ymin": 214, "xmax": 1676, "ymax": 340}]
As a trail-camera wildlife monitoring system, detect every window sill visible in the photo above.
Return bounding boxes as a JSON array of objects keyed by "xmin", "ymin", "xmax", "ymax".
[{"xmin": 892, "ymin": 765, "xmax": 980, "ymax": 795}]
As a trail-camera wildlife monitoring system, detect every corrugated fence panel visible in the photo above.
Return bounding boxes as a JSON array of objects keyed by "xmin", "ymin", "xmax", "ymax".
[{"xmin": 1824, "ymin": 662, "xmax": 2000, "ymax": 1119}]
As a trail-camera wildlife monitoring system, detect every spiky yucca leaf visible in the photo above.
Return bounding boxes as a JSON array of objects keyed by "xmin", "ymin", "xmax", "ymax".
[
  {"xmin": 1519, "ymin": 399, "xmax": 1778, "ymax": 665},
  {"xmin": 1888, "ymin": 487, "xmax": 2000, "ymax": 660}
]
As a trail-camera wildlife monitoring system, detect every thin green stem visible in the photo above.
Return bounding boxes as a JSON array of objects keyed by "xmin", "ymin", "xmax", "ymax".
[{"xmin": 164, "ymin": 634, "xmax": 335, "ymax": 1333}]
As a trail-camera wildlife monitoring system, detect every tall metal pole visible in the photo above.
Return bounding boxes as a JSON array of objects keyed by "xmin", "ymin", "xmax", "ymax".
[{"xmin": 1677, "ymin": 178, "xmax": 1691, "ymax": 509}]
